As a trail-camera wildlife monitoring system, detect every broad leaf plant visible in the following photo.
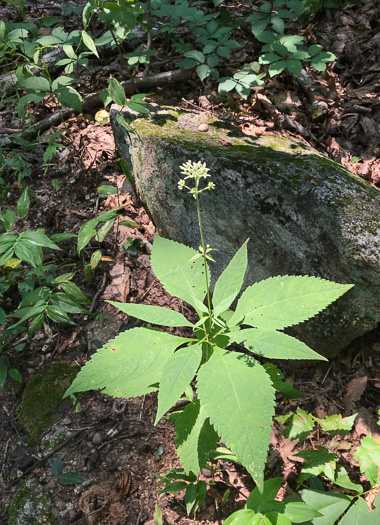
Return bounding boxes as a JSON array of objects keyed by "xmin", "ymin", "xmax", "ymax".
[{"xmin": 65, "ymin": 161, "xmax": 353, "ymax": 503}]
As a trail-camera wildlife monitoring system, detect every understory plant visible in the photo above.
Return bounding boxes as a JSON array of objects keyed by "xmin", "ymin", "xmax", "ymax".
[{"xmin": 65, "ymin": 161, "xmax": 357, "ymax": 522}]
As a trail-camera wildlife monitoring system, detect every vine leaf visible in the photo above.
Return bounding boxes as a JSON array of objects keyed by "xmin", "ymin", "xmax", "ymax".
[
  {"xmin": 228, "ymin": 329, "xmax": 327, "ymax": 360},
  {"xmin": 108, "ymin": 301, "xmax": 194, "ymax": 328},
  {"xmin": 338, "ymin": 497, "xmax": 374, "ymax": 525},
  {"xmin": 64, "ymin": 328, "xmax": 187, "ymax": 399},
  {"xmin": 151, "ymin": 236, "xmax": 209, "ymax": 310},
  {"xmin": 175, "ymin": 399, "xmax": 219, "ymax": 475},
  {"xmin": 212, "ymin": 239, "xmax": 248, "ymax": 315},
  {"xmin": 232, "ymin": 275, "xmax": 353, "ymax": 329},
  {"xmin": 353, "ymin": 435, "xmax": 380, "ymax": 486},
  {"xmin": 197, "ymin": 349, "xmax": 275, "ymax": 490},
  {"xmin": 155, "ymin": 344, "xmax": 202, "ymax": 424}
]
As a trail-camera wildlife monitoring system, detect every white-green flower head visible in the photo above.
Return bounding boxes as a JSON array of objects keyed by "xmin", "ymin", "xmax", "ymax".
[
  {"xmin": 178, "ymin": 160, "xmax": 215, "ymax": 197},
  {"xmin": 180, "ymin": 160, "xmax": 210, "ymax": 181}
]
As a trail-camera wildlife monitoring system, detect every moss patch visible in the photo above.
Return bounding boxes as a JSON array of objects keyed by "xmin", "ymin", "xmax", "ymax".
[
  {"xmin": 18, "ymin": 362, "xmax": 77, "ymax": 444},
  {"xmin": 8, "ymin": 478, "xmax": 54, "ymax": 525}
]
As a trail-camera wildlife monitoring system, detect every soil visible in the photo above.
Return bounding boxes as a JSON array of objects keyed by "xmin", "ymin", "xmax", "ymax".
[{"xmin": 0, "ymin": 0, "xmax": 380, "ymax": 524}]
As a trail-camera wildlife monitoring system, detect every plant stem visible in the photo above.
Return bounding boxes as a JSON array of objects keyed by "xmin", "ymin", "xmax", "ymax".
[
  {"xmin": 195, "ymin": 188, "xmax": 214, "ymax": 363},
  {"xmin": 195, "ymin": 190, "xmax": 212, "ymax": 317}
]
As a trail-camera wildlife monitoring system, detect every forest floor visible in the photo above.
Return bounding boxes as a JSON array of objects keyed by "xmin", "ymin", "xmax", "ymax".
[{"xmin": 0, "ymin": 0, "xmax": 380, "ymax": 524}]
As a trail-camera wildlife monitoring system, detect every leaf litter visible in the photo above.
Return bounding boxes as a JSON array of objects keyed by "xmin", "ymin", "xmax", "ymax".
[{"xmin": 1, "ymin": 0, "xmax": 380, "ymax": 523}]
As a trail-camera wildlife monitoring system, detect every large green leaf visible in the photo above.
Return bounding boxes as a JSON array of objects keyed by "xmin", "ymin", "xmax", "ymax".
[
  {"xmin": 17, "ymin": 188, "xmax": 30, "ymax": 218},
  {"xmin": 300, "ymin": 489, "xmax": 352, "ymax": 524},
  {"xmin": 197, "ymin": 349, "xmax": 275, "ymax": 490},
  {"xmin": 55, "ymin": 86, "xmax": 83, "ymax": 113},
  {"xmin": 212, "ymin": 239, "xmax": 248, "ymax": 316},
  {"xmin": 20, "ymin": 230, "xmax": 60, "ymax": 250},
  {"xmin": 108, "ymin": 301, "xmax": 194, "ymax": 328},
  {"xmin": 82, "ymin": 29, "xmax": 99, "ymax": 57},
  {"xmin": 95, "ymin": 220, "xmax": 114, "ymax": 242},
  {"xmin": 223, "ymin": 510, "xmax": 269, "ymax": 525},
  {"xmin": 246, "ymin": 478, "xmax": 283, "ymax": 512},
  {"xmin": 14, "ymin": 241, "xmax": 43, "ymax": 268},
  {"xmin": 228, "ymin": 329, "xmax": 326, "ymax": 361},
  {"xmin": 50, "ymin": 293, "xmax": 88, "ymax": 314},
  {"xmin": 150, "ymin": 236, "xmax": 209, "ymax": 310},
  {"xmin": 109, "ymin": 77, "xmax": 126, "ymax": 106},
  {"xmin": 332, "ymin": 466, "xmax": 363, "ymax": 494},
  {"xmin": 155, "ymin": 344, "xmax": 202, "ymax": 424},
  {"xmin": 338, "ymin": 498, "xmax": 373, "ymax": 525},
  {"xmin": 64, "ymin": 328, "xmax": 188, "ymax": 398},
  {"xmin": 21, "ymin": 76, "xmax": 51, "ymax": 92},
  {"xmin": 59, "ymin": 282, "xmax": 91, "ymax": 305},
  {"xmin": 175, "ymin": 399, "xmax": 219, "ymax": 475},
  {"xmin": 0, "ymin": 247, "xmax": 15, "ymax": 266},
  {"xmin": 232, "ymin": 276, "xmax": 353, "ymax": 329},
  {"xmin": 281, "ymin": 501, "xmax": 323, "ymax": 523},
  {"xmin": 296, "ymin": 447, "xmax": 338, "ymax": 480},
  {"xmin": 77, "ymin": 218, "xmax": 97, "ymax": 254},
  {"xmin": 0, "ymin": 232, "xmax": 18, "ymax": 251},
  {"xmin": 46, "ymin": 305, "xmax": 74, "ymax": 324}
]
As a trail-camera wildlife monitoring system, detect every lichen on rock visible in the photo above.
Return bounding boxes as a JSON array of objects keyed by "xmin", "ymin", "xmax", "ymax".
[{"xmin": 8, "ymin": 478, "xmax": 54, "ymax": 525}]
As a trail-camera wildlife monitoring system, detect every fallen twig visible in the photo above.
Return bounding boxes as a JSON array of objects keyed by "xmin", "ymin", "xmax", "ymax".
[
  {"xmin": 0, "ymin": 68, "xmax": 193, "ymax": 148},
  {"xmin": 10, "ymin": 430, "xmax": 82, "ymax": 486}
]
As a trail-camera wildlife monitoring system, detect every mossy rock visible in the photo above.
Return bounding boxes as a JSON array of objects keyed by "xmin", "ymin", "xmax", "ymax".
[
  {"xmin": 110, "ymin": 104, "xmax": 380, "ymax": 358},
  {"xmin": 8, "ymin": 478, "xmax": 54, "ymax": 525},
  {"xmin": 18, "ymin": 362, "xmax": 77, "ymax": 444},
  {"xmin": 41, "ymin": 428, "xmax": 72, "ymax": 454}
]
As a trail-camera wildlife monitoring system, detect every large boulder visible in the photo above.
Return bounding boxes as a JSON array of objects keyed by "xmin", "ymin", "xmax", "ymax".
[{"xmin": 110, "ymin": 104, "xmax": 380, "ymax": 358}]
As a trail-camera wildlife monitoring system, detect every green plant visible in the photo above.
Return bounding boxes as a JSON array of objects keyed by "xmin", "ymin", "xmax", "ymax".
[
  {"xmin": 64, "ymin": 161, "xmax": 353, "ymax": 517},
  {"xmin": 77, "ymin": 206, "xmax": 124, "ymax": 278},
  {"xmin": 124, "ymin": 236, "xmax": 143, "ymax": 257},
  {"xmin": 50, "ymin": 457, "xmax": 83, "ymax": 485},
  {"xmin": 42, "ymin": 130, "xmax": 65, "ymax": 175},
  {"xmin": 0, "ymin": 256, "xmax": 91, "ymax": 391},
  {"xmin": 267, "ymin": 410, "xmax": 380, "ymax": 524}
]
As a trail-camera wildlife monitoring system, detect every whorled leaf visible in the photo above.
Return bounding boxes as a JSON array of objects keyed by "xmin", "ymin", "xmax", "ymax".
[
  {"xmin": 212, "ymin": 239, "xmax": 248, "ymax": 316},
  {"xmin": 155, "ymin": 344, "xmax": 202, "ymax": 424},
  {"xmin": 64, "ymin": 328, "xmax": 188, "ymax": 399},
  {"xmin": 175, "ymin": 399, "xmax": 219, "ymax": 475},
  {"xmin": 227, "ymin": 329, "xmax": 327, "ymax": 361},
  {"xmin": 151, "ymin": 236, "xmax": 209, "ymax": 311},
  {"xmin": 197, "ymin": 349, "xmax": 275, "ymax": 490},
  {"xmin": 232, "ymin": 275, "xmax": 353, "ymax": 330}
]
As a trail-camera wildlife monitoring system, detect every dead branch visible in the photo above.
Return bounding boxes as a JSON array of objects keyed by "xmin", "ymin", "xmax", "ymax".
[{"xmin": 0, "ymin": 68, "xmax": 193, "ymax": 148}]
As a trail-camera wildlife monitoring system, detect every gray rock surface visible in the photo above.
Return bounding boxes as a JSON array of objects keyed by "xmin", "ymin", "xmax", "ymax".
[
  {"xmin": 8, "ymin": 478, "xmax": 54, "ymax": 525},
  {"xmin": 111, "ymin": 104, "xmax": 380, "ymax": 358}
]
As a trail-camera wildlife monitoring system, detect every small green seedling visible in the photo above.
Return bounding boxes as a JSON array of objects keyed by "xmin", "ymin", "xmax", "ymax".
[
  {"xmin": 51, "ymin": 457, "xmax": 83, "ymax": 486},
  {"xmin": 123, "ymin": 236, "xmax": 143, "ymax": 257}
]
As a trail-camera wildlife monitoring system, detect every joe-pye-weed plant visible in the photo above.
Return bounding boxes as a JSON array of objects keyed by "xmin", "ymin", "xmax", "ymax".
[{"xmin": 64, "ymin": 161, "xmax": 354, "ymax": 522}]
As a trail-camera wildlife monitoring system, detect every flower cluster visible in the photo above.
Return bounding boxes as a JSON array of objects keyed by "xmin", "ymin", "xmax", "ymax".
[{"xmin": 178, "ymin": 161, "xmax": 215, "ymax": 197}]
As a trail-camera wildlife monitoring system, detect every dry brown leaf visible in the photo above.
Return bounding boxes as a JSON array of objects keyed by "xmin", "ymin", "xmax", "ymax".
[{"xmin": 343, "ymin": 376, "xmax": 368, "ymax": 411}]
